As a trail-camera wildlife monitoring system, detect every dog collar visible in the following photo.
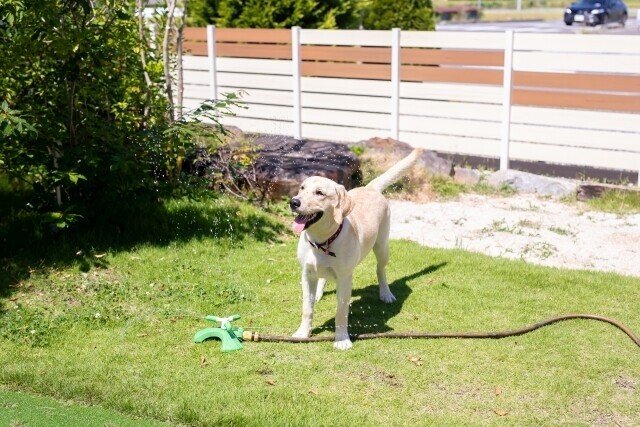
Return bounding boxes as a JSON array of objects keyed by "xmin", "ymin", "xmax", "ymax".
[{"xmin": 307, "ymin": 222, "xmax": 343, "ymax": 257}]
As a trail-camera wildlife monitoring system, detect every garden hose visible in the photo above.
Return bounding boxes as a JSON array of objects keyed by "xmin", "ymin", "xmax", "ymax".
[{"xmin": 241, "ymin": 314, "xmax": 640, "ymax": 348}]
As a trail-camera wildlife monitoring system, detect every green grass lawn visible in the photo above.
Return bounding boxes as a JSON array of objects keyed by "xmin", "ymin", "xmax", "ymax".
[
  {"xmin": 1, "ymin": 195, "xmax": 639, "ymax": 426},
  {"xmin": 0, "ymin": 388, "xmax": 167, "ymax": 427}
]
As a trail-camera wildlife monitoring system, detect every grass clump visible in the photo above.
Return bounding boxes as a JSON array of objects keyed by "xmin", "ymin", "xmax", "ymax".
[{"xmin": 586, "ymin": 190, "xmax": 640, "ymax": 214}]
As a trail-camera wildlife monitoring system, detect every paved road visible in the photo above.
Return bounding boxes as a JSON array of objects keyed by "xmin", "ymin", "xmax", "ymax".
[{"xmin": 437, "ymin": 19, "xmax": 640, "ymax": 34}]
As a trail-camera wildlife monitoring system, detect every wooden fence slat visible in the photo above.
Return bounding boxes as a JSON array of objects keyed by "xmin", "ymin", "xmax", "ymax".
[
  {"xmin": 401, "ymin": 48, "xmax": 504, "ymax": 67},
  {"xmin": 401, "ymin": 66, "xmax": 503, "ymax": 85},
  {"xmin": 301, "ymin": 46, "xmax": 391, "ymax": 63},
  {"xmin": 512, "ymin": 89, "xmax": 640, "ymax": 113},
  {"xmin": 183, "ymin": 41, "xmax": 207, "ymax": 56},
  {"xmin": 217, "ymin": 43, "xmax": 292, "ymax": 59},
  {"xmin": 216, "ymin": 28, "xmax": 291, "ymax": 43},
  {"xmin": 301, "ymin": 62, "xmax": 391, "ymax": 80},
  {"xmin": 185, "ymin": 42, "xmax": 293, "ymax": 59},
  {"xmin": 183, "ymin": 27, "xmax": 207, "ymax": 42},
  {"xmin": 513, "ymin": 71, "xmax": 640, "ymax": 93}
]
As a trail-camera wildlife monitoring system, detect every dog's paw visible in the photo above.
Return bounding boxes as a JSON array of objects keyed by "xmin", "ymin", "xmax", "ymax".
[
  {"xmin": 333, "ymin": 338, "xmax": 353, "ymax": 350},
  {"xmin": 379, "ymin": 290, "xmax": 396, "ymax": 303},
  {"xmin": 292, "ymin": 328, "xmax": 311, "ymax": 339}
]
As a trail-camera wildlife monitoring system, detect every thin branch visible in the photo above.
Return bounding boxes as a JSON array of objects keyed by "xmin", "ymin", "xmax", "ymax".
[
  {"xmin": 137, "ymin": 0, "xmax": 153, "ymax": 88},
  {"xmin": 176, "ymin": 0, "xmax": 188, "ymax": 119},
  {"xmin": 177, "ymin": 24, "xmax": 184, "ymax": 119},
  {"xmin": 163, "ymin": 0, "xmax": 177, "ymax": 122}
]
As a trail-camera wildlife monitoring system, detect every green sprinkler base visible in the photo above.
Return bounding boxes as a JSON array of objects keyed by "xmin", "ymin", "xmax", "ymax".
[{"xmin": 193, "ymin": 315, "xmax": 244, "ymax": 353}]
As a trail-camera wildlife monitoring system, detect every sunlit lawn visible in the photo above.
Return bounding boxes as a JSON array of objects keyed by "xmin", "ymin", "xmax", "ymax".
[{"xmin": 1, "ymin": 195, "xmax": 639, "ymax": 426}]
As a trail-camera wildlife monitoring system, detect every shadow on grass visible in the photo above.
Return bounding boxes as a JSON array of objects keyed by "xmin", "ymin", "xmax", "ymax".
[
  {"xmin": 0, "ymin": 192, "xmax": 285, "ymax": 301},
  {"xmin": 314, "ymin": 263, "xmax": 446, "ymax": 335}
]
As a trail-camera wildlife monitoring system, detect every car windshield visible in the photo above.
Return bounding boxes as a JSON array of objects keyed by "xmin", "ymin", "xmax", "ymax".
[{"xmin": 573, "ymin": 0, "xmax": 602, "ymax": 5}]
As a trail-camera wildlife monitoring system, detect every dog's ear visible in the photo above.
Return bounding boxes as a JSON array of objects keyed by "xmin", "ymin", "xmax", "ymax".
[{"xmin": 333, "ymin": 185, "xmax": 354, "ymax": 224}]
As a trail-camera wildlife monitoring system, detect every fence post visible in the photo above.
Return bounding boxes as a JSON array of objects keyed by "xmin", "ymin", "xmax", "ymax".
[
  {"xmin": 390, "ymin": 28, "xmax": 401, "ymax": 141},
  {"xmin": 206, "ymin": 25, "xmax": 217, "ymax": 100},
  {"xmin": 291, "ymin": 26, "xmax": 302, "ymax": 140},
  {"xmin": 500, "ymin": 30, "xmax": 514, "ymax": 171}
]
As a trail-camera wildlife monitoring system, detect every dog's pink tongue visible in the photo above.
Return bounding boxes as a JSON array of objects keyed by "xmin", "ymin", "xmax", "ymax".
[{"xmin": 292, "ymin": 216, "xmax": 307, "ymax": 235}]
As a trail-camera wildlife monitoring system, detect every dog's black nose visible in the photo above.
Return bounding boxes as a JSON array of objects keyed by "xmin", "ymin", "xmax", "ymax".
[{"xmin": 290, "ymin": 198, "xmax": 301, "ymax": 210}]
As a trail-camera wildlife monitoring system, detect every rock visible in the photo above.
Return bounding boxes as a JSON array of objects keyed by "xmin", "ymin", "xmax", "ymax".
[
  {"xmin": 353, "ymin": 137, "xmax": 453, "ymax": 176},
  {"xmin": 452, "ymin": 166, "xmax": 482, "ymax": 185},
  {"xmin": 185, "ymin": 134, "xmax": 360, "ymax": 199},
  {"xmin": 251, "ymin": 135, "xmax": 359, "ymax": 199},
  {"xmin": 487, "ymin": 169, "xmax": 577, "ymax": 198},
  {"xmin": 577, "ymin": 182, "xmax": 640, "ymax": 201}
]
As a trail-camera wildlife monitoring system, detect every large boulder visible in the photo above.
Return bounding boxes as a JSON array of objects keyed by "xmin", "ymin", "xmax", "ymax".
[
  {"xmin": 487, "ymin": 169, "xmax": 577, "ymax": 198},
  {"xmin": 251, "ymin": 135, "xmax": 360, "ymax": 199}
]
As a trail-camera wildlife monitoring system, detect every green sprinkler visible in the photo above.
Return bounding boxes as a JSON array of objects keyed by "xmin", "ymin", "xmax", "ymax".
[{"xmin": 193, "ymin": 314, "xmax": 244, "ymax": 352}]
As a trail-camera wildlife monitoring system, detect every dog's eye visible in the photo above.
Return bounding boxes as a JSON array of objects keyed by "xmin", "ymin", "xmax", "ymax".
[
  {"xmin": 300, "ymin": 185, "xmax": 305, "ymax": 190},
  {"xmin": 315, "ymin": 190, "xmax": 324, "ymax": 196}
]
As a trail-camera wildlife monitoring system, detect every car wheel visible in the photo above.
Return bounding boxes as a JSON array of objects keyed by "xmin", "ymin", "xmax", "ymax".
[
  {"xmin": 601, "ymin": 13, "xmax": 609, "ymax": 26},
  {"xmin": 565, "ymin": 21, "xmax": 573, "ymax": 25},
  {"xmin": 620, "ymin": 13, "xmax": 627, "ymax": 26}
]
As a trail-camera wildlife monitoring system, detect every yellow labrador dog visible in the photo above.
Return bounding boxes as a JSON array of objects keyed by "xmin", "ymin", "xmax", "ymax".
[{"xmin": 289, "ymin": 148, "xmax": 423, "ymax": 350}]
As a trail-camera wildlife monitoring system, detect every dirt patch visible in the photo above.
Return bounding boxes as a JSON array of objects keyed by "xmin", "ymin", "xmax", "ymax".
[
  {"xmin": 614, "ymin": 376, "xmax": 636, "ymax": 391},
  {"xmin": 390, "ymin": 193, "xmax": 640, "ymax": 277}
]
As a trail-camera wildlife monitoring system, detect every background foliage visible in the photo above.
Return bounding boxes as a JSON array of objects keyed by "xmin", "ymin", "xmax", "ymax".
[
  {"xmin": 186, "ymin": 0, "xmax": 435, "ymax": 30},
  {"xmin": 363, "ymin": 0, "xmax": 436, "ymax": 30}
]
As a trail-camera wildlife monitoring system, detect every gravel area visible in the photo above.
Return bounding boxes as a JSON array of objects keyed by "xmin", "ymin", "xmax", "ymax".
[{"xmin": 389, "ymin": 194, "xmax": 640, "ymax": 277}]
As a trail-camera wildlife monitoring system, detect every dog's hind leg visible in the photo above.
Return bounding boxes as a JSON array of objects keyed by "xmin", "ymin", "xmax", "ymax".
[
  {"xmin": 374, "ymin": 217, "xmax": 396, "ymax": 303},
  {"xmin": 315, "ymin": 278, "xmax": 327, "ymax": 302}
]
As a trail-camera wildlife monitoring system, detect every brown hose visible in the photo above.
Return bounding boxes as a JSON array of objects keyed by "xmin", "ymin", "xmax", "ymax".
[{"xmin": 242, "ymin": 314, "xmax": 640, "ymax": 348}]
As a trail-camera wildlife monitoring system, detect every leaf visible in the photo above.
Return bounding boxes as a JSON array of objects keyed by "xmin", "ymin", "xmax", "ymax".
[
  {"xmin": 200, "ymin": 356, "xmax": 208, "ymax": 366},
  {"xmin": 68, "ymin": 172, "xmax": 86, "ymax": 184},
  {"xmin": 494, "ymin": 387, "xmax": 502, "ymax": 396},
  {"xmin": 94, "ymin": 253, "xmax": 106, "ymax": 258},
  {"xmin": 408, "ymin": 356, "xmax": 423, "ymax": 366},
  {"xmin": 265, "ymin": 379, "xmax": 276, "ymax": 386},
  {"xmin": 493, "ymin": 409, "xmax": 508, "ymax": 417}
]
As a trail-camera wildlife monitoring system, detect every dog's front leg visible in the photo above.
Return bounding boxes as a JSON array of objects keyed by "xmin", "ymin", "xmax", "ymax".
[
  {"xmin": 293, "ymin": 269, "xmax": 318, "ymax": 338},
  {"xmin": 334, "ymin": 274, "xmax": 353, "ymax": 350}
]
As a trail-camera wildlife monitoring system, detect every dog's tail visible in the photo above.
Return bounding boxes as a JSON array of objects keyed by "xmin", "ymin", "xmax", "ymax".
[{"xmin": 366, "ymin": 148, "xmax": 423, "ymax": 193}]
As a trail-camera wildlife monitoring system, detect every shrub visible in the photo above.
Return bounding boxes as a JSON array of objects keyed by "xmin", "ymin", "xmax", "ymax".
[
  {"xmin": 0, "ymin": 0, "xmax": 240, "ymax": 228},
  {"xmin": 0, "ymin": 0, "xmax": 169, "ymax": 213},
  {"xmin": 362, "ymin": 0, "xmax": 435, "ymax": 30},
  {"xmin": 187, "ymin": 0, "xmax": 360, "ymax": 29}
]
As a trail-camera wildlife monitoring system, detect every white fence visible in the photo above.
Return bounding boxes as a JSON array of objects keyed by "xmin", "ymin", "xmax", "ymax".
[{"xmin": 182, "ymin": 27, "xmax": 640, "ymax": 182}]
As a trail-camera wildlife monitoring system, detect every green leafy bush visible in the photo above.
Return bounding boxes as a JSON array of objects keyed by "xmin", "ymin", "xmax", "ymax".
[
  {"xmin": 362, "ymin": 0, "xmax": 435, "ymax": 30},
  {"xmin": 0, "ymin": 0, "xmax": 240, "ymax": 228},
  {"xmin": 187, "ymin": 0, "xmax": 360, "ymax": 29},
  {"xmin": 1, "ymin": 0, "xmax": 168, "ymax": 211}
]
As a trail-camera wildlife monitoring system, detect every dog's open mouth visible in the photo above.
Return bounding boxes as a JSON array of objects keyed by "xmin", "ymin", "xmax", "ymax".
[{"xmin": 292, "ymin": 212, "xmax": 323, "ymax": 235}]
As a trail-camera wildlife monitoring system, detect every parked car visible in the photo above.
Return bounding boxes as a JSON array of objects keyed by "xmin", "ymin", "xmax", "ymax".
[{"xmin": 564, "ymin": 0, "xmax": 628, "ymax": 26}]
